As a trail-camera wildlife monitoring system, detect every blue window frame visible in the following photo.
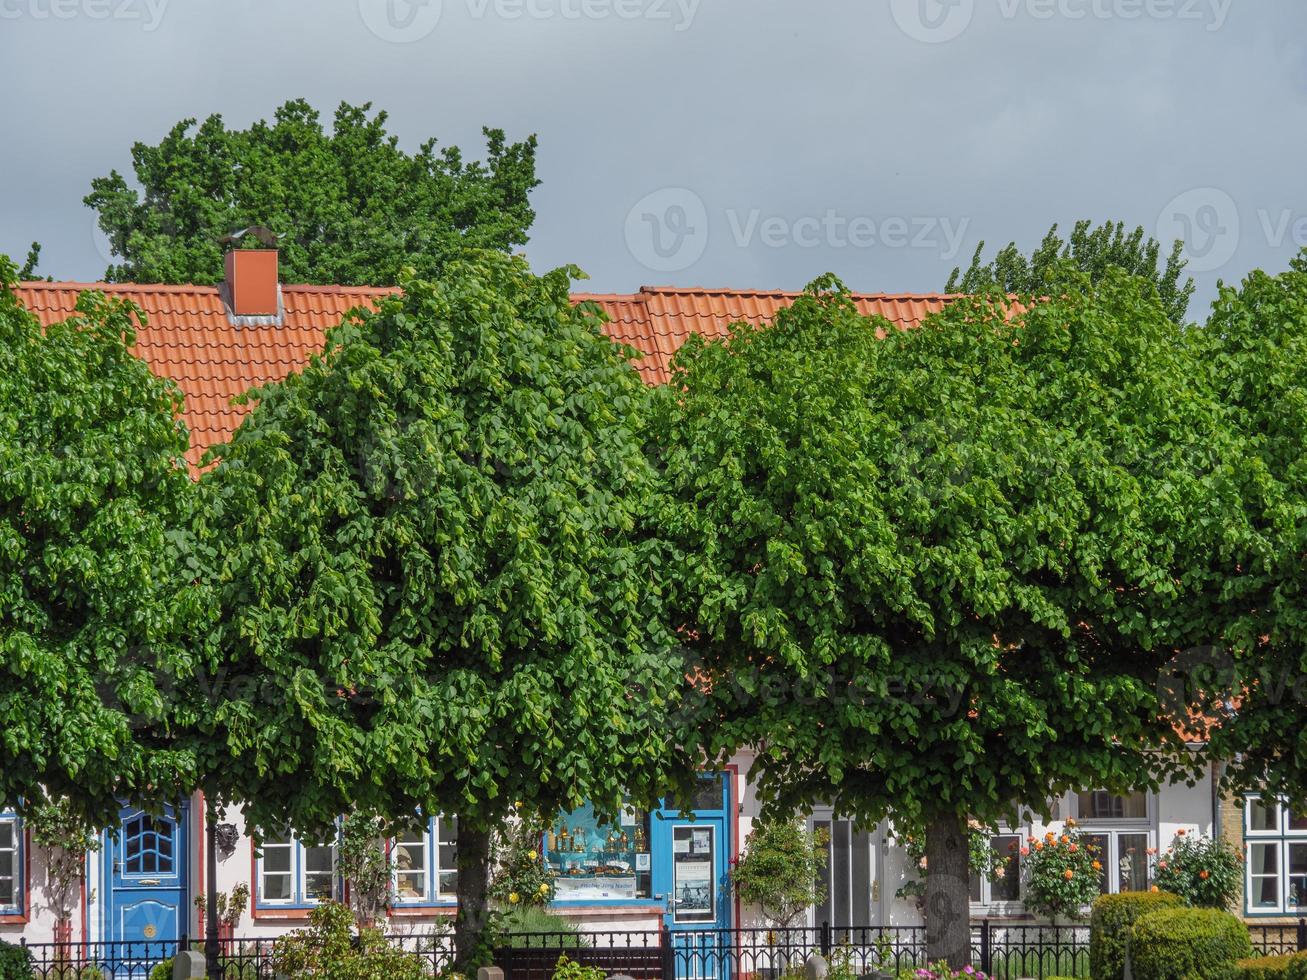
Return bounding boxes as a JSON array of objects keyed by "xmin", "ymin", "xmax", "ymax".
[
  {"xmin": 0, "ymin": 811, "xmax": 22, "ymax": 916},
  {"xmin": 257, "ymin": 829, "xmax": 338, "ymax": 908},
  {"xmin": 391, "ymin": 816, "xmax": 459, "ymax": 907}
]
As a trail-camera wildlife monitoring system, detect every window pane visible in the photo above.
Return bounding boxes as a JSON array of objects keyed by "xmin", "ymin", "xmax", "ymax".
[
  {"xmin": 1289, "ymin": 844, "xmax": 1307, "ymax": 911},
  {"xmin": 1250, "ymin": 801, "xmax": 1280, "ymax": 832},
  {"xmin": 1118, "ymin": 834, "xmax": 1150, "ymax": 892},
  {"xmin": 668, "ymin": 775, "xmax": 726, "ymax": 813},
  {"xmin": 831, "ymin": 821, "xmax": 852, "ymax": 927},
  {"xmin": 851, "ymin": 830, "xmax": 872, "ymax": 928},
  {"xmin": 1086, "ymin": 834, "xmax": 1111, "ymax": 894},
  {"xmin": 263, "ymin": 845, "xmax": 291, "ymax": 874},
  {"xmin": 0, "ymin": 819, "xmax": 13, "ymax": 910},
  {"xmin": 813, "ymin": 820, "xmax": 832, "ymax": 928},
  {"xmin": 1288, "ymin": 811, "xmax": 1307, "ymax": 833},
  {"xmin": 991, "ymin": 836, "xmax": 1021, "ymax": 902},
  {"xmin": 546, "ymin": 803, "xmax": 651, "ymax": 900},
  {"xmin": 262, "ymin": 837, "xmax": 293, "ymax": 901},
  {"xmin": 304, "ymin": 845, "xmax": 335, "ymax": 901},
  {"xmin": 1078, "ymin": 791, "xmax": 1147, "ymax": 821},
  {"xmin": 1250, "ymin": 843, "xmax": 1280, "ymax": 910},
  {"xmin": 263, "ymin": 874, "xmax": 292, "ymax": 901},
  {"xmin": 394, "ymin": 836, "xmax": 427, "ymax": 901}
]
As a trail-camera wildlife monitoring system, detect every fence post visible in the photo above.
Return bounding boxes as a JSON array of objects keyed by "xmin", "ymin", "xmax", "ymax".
[
  {"xmin": 821, "ymin": 921, "xmax": 831, "ymax": 957},
  {"xmin": 979, "ymin": 920, "xmax": 991, "ymax": 976},
  {"xmin": 660, "ymin": 923, "xmax": 675, "ymax": 980},
  {"xmin": 1297, "ymin": 919, "xmax": 1306, "ymax": 953}
]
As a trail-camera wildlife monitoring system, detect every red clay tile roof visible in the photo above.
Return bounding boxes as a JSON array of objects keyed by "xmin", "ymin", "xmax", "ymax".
[{"xmin": 14, "ymin": 281, "xmax": 954, "ymax": 470}]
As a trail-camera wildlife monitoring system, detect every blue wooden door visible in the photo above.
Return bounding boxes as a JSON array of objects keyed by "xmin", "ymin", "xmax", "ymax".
[
  {"xmin": 653, "ymin": 774, "xmax": 732, "ymax": 980},
  {"xmin": 103, "ymin": 804, "xmax": 188, "ymax": 971}
]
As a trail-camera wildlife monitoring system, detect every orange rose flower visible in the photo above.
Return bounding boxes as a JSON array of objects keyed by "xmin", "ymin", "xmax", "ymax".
[
  {"xmin": 1069, "ymin": 844, "xmax": 1079, "ymax": 853},
  {"xmin": 1035, "ymin": 842, "xmax": 1044, "ymax": 851},
  {"xmin": 1060, "ymin": 835, "xmax": 1070, "ymax": 845},
  {"xmin": 1150, "ymin": 885, "xmax": 1160, "ymax": 893},
  {"xmin": 1200, "ymin": 870, "xmax": 1210, "ymax": 880},
  {"xmin": 1063, "ymin": 869, "xmax": 1074, "ymax": 880},
  {"xmin": 1092, "ymin": 860, "xmax": 1102, "ymax": 871}
]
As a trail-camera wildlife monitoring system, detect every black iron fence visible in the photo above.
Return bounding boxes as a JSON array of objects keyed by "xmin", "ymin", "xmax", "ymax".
[{"xmin": 11, "ymin": 919, "xmax": 1307, "ymax": 980}]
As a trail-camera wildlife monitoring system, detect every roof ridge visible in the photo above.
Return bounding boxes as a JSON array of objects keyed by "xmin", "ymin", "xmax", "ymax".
[
  {"xmin": 635, "ymin": 285, "xmax": 960, "ymax": 301},
  {"xmin": 18, "ymin": 280, "xmax": 397, "ymax": 296}
]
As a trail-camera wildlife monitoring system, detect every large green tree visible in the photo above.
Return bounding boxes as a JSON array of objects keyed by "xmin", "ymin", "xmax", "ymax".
[
  {"xmin": 947, "ymin": 220, "xmax": 1195, "ymax": 324},
  {"xmin": 187, "ymin": 252, "xmax": 692, "ymax": 970},
  {"xmin": 86, "ymin": 100, "xmax": 539, "ymax": 286},
  {"xmin": 654, "ymin": 270, "xmax": 1238, "ymax": 966},
  {"xmin": 0, "ymin": 255, "xmax": 200, "ymax": 824},
  {"xmin": 1188, "ymin": 252, "xmax": 1307, "ymax": 804}
]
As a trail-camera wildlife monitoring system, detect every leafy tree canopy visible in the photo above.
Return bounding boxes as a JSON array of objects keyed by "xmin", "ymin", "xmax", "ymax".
[
  {"xmin": 0, "ymin": 256, "xmax": 200, "ymax": 824},
  {"xmin": 657, "ymin": 265, "xmax": 1241, "ymax": 839},
  {"xmin": 86, "ymin": 100, "xmax": 539, "ymax": 286},
  {"xmin": 188, "ymin": 248, "xmax": 692, "ymax": 840},
  {"xmin": 946, "ymin": 220, "xmax": 1195, "ymax": 324},
  {"xmin": 1191, "ymin": 251, "xmax": 1307, "ymax": 802}
]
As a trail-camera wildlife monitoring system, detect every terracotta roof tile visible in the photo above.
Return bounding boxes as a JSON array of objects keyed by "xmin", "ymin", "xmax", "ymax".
[{"xmin": 16, "ymin": 281, "xmax": 955, "ymax": 471}]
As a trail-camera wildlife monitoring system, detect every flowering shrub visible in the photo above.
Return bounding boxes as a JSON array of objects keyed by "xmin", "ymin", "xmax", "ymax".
[
  {"xmin": 491, "ymin": 818, "xmax": 555, "ymax": 907},
  {"xmin": 903, "ymin": 963, "xmax": 992, "ymax": 980},
  {"xmin": 1021, "ymin": 820, "xmax": 1102, "ymax": 921},
  {"xmin": 1151, "ymin": 830, "xmax": 1242, "ymax": 910},
  {"xmin": 894, "ymin": 821, "xmax": 1006, "ymax": 907}
]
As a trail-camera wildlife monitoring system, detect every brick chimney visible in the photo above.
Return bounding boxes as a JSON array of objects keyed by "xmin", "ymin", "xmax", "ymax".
[{"xmin": 220, "ymin": 227, "xmax": 281, "ymax": 318}]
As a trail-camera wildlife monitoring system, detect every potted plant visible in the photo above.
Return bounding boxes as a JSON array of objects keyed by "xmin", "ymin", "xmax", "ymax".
[{"xmin": 193, "ymin": 883, "xmax": 249, "ymax": 944}]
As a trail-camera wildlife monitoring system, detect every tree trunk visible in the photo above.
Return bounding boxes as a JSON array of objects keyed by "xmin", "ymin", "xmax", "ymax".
[
  {"xmin": 454, "ymin": 822, "xmax": 494, "ymax": 975},
  {"xmin": 925, "ymin": 811, "xmax": 971, "ymax": 970}
]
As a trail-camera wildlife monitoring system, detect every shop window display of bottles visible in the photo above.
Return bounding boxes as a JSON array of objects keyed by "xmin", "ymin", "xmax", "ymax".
[{"xmin": 545, "ymin": 803, "xmax": 652, "ymax": 900}]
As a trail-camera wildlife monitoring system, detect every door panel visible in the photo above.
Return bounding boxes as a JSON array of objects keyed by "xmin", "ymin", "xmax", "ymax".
[
  {"xmin": 653, "ymin": 774, "xmax": 732, "ymax": 980},
  {"xmin": 104, "ymin": 805, "xmax": 188, "ymax": 956}
]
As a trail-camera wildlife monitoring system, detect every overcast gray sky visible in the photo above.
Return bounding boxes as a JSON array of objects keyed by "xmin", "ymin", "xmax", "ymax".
[{"xmin": 2, "ymin": 0, "xmax": 1304, "ymax": 316}]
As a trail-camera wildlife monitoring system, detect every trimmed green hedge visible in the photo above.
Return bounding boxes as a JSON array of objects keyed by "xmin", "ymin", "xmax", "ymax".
[
  {"xmin": 0, "ymin": 941, "xmax": 31, "ymax": 980},
  {"xmin": 1089, "ymin": 890, "xmax": 1184, "ymax": 980},
  {"xmin": 1131, "ymin": 907, "xmax": 1253, "ymax": 980},
  {"xmin": 1233, "ymin": 952, "xmax": 1307, "ymax": 980}
]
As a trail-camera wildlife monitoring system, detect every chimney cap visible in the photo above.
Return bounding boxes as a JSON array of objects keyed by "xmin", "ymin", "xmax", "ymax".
[{"xmin": 220, "ymin": 226, "xmax": 282, "ymax": 248}]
